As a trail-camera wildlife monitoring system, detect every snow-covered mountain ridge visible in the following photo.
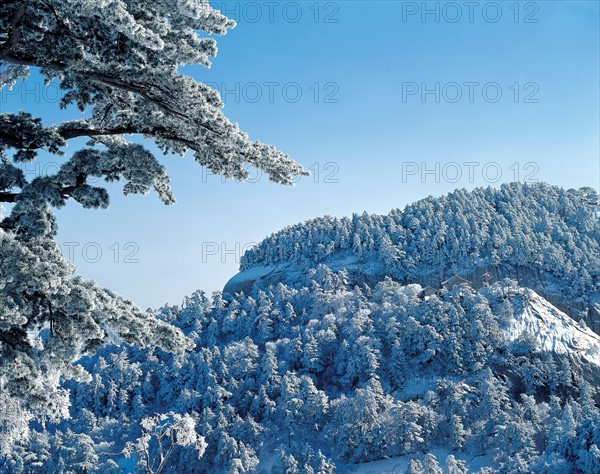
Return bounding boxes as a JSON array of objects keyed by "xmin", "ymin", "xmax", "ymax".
[{"xmin": 227, "ymin": 183, "xmax": 600, "ymax": 332}]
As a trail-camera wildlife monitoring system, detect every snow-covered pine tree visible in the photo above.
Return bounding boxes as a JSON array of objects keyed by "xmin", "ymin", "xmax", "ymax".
[
  {"xmin": 0, "ymin": 0, "xmax": 305, "ymax": 417},
  {"xmin": 445, "ymin": 455, "xmax": 468, "ymax": 474}
]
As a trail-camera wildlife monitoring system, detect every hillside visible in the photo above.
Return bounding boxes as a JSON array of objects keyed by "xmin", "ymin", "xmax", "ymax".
[
  {"xmin": 227, "ymin": 183, "xmax": 600, "ymax": 331},
  {"xmin": 2, "ymin": 183, "xmax": 600, "ymax": 474}
]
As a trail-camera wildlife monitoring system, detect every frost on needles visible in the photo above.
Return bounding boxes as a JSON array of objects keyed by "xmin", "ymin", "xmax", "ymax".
[{"xmin": 0, "ymin": 0, "xmax": 305, "ymax": 418}]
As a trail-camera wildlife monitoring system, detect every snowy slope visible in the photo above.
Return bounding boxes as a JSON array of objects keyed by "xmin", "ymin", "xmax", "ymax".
[
  {"xmin": 507, "ymin": 289, "xmax": 600, "ymax": 366},
  {"xmin": 345, "ymin": 449, "xmax": 492, "ymax": 474}
]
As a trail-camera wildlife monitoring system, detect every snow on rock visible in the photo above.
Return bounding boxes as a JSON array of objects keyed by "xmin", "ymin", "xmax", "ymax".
[
  {"xmin": 223, "ymin": 252, "xmax": 382, "ymax": 296},
  {"xmin": 223, "ymin": 264, "xmax": 283, "ymax": 295},
  {"xmin": 507, "ymin": 289, "xmax": 600, "ymax": 366}
]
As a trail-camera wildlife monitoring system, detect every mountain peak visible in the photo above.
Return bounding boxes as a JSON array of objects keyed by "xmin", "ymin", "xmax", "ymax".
[{"xmin": 227, "ymin": 183, "xmax": 600, "ymax": 330}]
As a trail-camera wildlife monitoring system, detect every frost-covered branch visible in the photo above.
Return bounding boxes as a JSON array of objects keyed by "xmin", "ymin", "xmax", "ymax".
[
  {"xmin": 124, "ymin": 413, "xmax": 207, "ymax": 474},
  {"xmin": 0, "ymin": 0, "xmax": 307, "ymax": 185},
  {"xmin": 0, "ymin": 0, "xmax": 307, "ymax": 422}
]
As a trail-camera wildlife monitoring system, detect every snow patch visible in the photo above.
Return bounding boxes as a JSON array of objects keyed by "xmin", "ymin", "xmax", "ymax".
[{"xmin": 507, "ymin": 289, "xmax": 600, "ymax": 365}]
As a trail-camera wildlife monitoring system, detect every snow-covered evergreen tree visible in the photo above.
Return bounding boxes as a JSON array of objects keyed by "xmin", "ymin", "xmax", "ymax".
[{"xmin": 0, "ymin": 0, "xmax": 306, "ymax": 417}]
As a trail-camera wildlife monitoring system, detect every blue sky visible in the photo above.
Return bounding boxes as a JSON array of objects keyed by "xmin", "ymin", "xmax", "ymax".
[{"xmin": 1, "ymin": 1, "xmax": 598, "ymax": 308}]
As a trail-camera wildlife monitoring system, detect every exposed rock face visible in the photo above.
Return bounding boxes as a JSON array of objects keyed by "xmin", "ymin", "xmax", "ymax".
[{"xmin": 225, "ymin": 261, "xmax": 600, "ymax": 334}]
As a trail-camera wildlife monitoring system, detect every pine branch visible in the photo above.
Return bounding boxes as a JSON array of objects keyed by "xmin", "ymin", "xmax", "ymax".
[{"xmin": 0, "ymin": 52, "xmax": 223, "ymax": 137}]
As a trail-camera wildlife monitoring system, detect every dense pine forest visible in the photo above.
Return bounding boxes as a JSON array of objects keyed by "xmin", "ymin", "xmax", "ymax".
[{"xmin": 2, "ymin": 183, "xmax": 600, "ymax": 473}]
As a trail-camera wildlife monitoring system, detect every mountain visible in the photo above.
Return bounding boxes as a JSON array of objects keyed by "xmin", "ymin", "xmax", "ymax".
[
  {"xmin": 226, "ymin": 182, "xmax": 600, "ymax": 332},
  {"xmin": 2, "ymin": 183, "xmax": 600, "ymax": 474}
]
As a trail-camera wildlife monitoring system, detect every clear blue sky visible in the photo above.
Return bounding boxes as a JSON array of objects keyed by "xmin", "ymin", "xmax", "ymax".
[{"xmin": 1, "ymin": 1, "xmax": 598, "ymax": 308}]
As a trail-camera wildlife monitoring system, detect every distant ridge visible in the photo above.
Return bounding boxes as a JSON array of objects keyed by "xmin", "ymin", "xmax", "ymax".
[{"xmin": 227, "ymin": 183, "xmax": 600, "ymax": 330}]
